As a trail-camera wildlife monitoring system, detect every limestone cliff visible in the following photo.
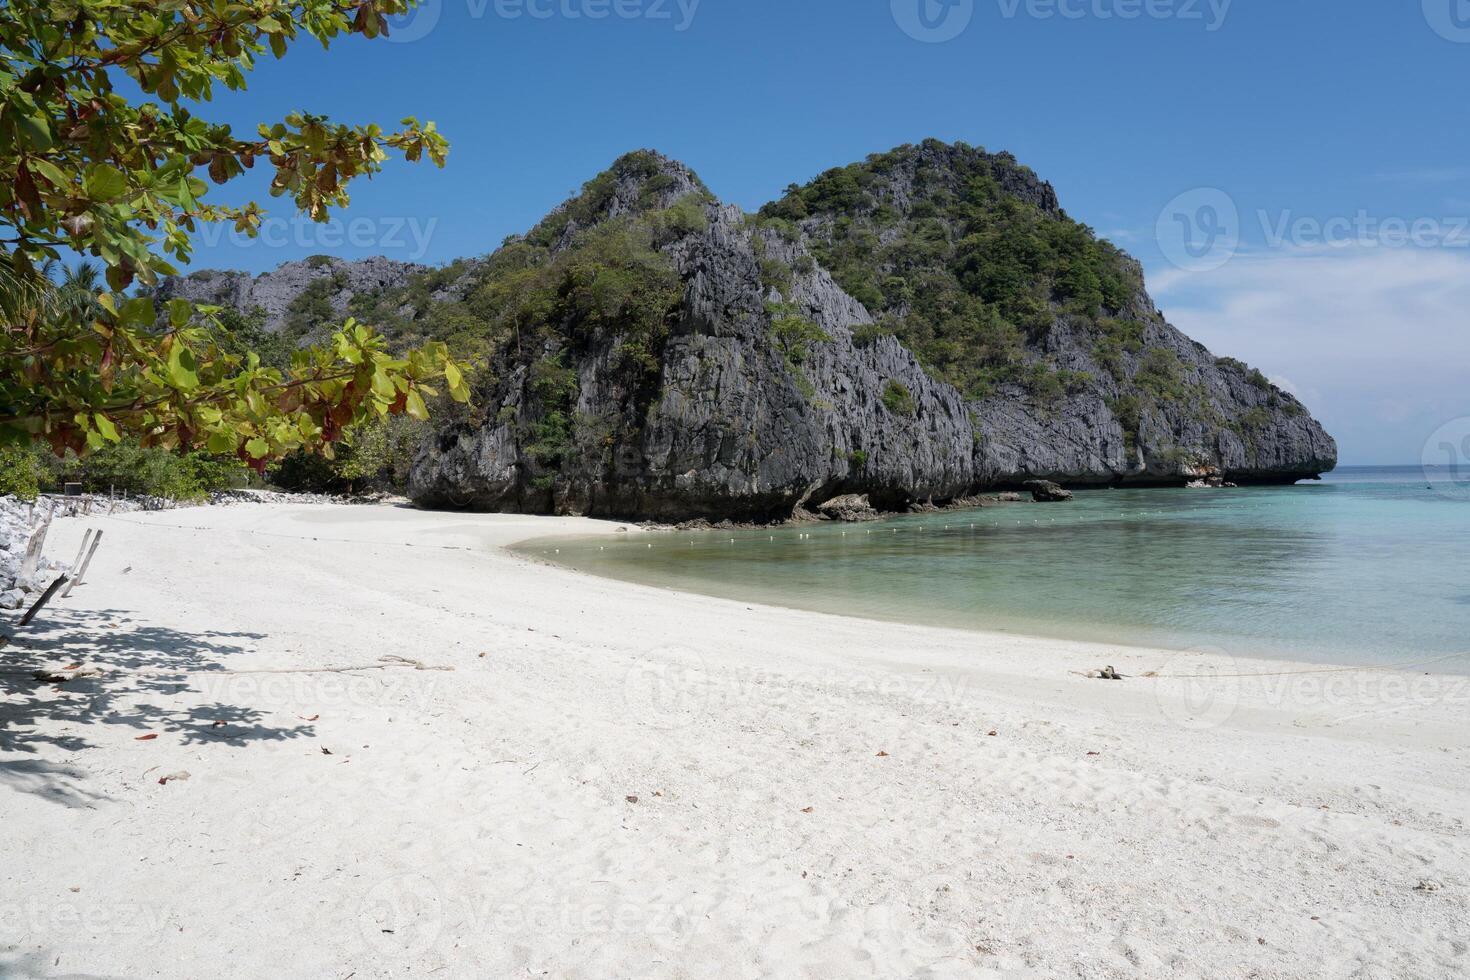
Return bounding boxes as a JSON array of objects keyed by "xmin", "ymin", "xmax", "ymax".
[{"xmin": 161, "ymin": 143, "xmax": 1337, "ymax": 520}]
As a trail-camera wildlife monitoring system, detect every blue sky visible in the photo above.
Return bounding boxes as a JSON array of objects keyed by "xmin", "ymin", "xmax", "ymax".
[{"xmin": 184, "ymin": 0, "xmax": 1470, "ymax": 464}]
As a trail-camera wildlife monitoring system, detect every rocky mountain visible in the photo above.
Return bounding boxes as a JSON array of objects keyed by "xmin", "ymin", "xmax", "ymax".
[
  {"xmin": 163, "ymin": 141, "xmax": 1337, "ymax": 521},
  {"xmin": 157, "ymin": 255, "xmax": 427, "ymax": 339}
]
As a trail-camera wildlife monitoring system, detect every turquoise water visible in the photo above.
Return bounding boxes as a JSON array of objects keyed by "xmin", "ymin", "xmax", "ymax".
[{"xmin": 522, "ymin": 467, "xmax": 1470, "ymax": 668}]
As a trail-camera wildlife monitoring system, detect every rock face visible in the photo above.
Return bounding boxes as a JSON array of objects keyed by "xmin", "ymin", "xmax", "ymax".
[
  {"xmin": 156, "ymin": 256, "xmax": 425, "ymax": 333},
  {"xmin": 162, "ymin": 143, "xmax": 1337, "ymax": 522}
]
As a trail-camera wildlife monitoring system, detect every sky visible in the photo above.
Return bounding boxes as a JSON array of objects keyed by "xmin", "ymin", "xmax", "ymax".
[{"xmin": 180, "ymin": 0, "xmax": 1470, "ymax": 465}]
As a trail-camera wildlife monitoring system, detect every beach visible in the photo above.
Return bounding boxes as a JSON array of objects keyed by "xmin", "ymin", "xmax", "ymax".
[{"xmin": 2, "ymin": 502, "xmax": 1467, "ymax": 979}]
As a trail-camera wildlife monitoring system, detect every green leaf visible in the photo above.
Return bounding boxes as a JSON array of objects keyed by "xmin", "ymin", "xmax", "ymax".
[
  {"xmin": 83, "ymin": 163, "xmax": 128, "ymax": 202},
  {"xmin": 370, "ymin": 368, "xmax": 395, "ymax": 399},
  {"xmin": 245, "ymin": 438, "xmax": 270, "ymax": 459},
  {"xmin": 27, "ymin": 157, "xmax": 69, "ymax": 188},
  {"xmin": 405, "ymin": 389, "xmax": 429, "ymax": 421},
  {"xmin": 167, "ymin": 298, "xmax": 193, "ymax": 328},
  {"xmin": 15, "ymin": 109, "xmax": 53, "ymax": 151},
  {"xmin": 207, "ymin": 431, "xmax": 236, "ymax": 454},
  {"xmin": 167, "ymin": 346, "xmax": 199, "ymax": 389},
  {"xmin": 92, "ymin": 413, "xmax": 120, "ymax": 443},
  {"xmin": 444, "ymin": 361, "xmax": 462, "ymax": 390},
  {"xmin": 119, "ymin": 296, "xmax": 156, "ymax": 327}
]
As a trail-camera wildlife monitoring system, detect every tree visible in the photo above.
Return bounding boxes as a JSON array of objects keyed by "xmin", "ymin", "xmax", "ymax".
[{"xmin": 0, "ymin": 0, "xmax": 468, "ymax": 469}]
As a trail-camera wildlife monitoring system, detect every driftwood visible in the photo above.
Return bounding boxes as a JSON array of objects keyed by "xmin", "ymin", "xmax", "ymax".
[
  {"xmin": 19, "ymin": 575, "xmax": 69, "ymax": 627},
  {"xmin": 17, "ymin": 516, "xmax": 52, "ymax": 582}
]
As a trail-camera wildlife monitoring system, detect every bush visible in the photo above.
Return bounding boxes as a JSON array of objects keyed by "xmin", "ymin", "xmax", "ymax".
[
  {"xmin": 269, "ymin": 451, "xmax": 342, "ymax": 494},
  {"xmin": 0, "ymin": 446, "xmax": 41, "ymax": 500},
  {"xmin": 270, "ymin": 415, "xmax": 429, "ymax": 494},
  {"xmin": 759, "ymin": 257, "xmax": 794, "ymax": 297},
  {"xmin": 881, "ymin": 379, "xmax": 917, "ymax": 416},
  {"xmin": 1137, "ymin": 348, "xmax": 1188, "ymax": 401},
  {"xmin": 768, "ymin": 303, "xmax": 832, "ymax": 366},
  {"xmin": 51, "ymin": 442, "xmax": 248, "ymax": 499}
]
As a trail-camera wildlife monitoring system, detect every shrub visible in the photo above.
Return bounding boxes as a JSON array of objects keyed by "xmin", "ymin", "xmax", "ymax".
[
  {"xmin": 0, "ymin": 446, "xmax": 42, "ymax": 500},
  {"xmin": 768, "ymin": 303, "xmax": 832, "ymax": 365},
  {"xmin": 55, "ymin": 442, "xmax": 247, "ymax": 499},
  {"xmin": 881, "ymin": 379, "xmax": 917, "ymax": 416},
  {"xmin": 651, "ymin": 194, "xmax": 708, "ymax": 243},
  {"xmin": 760, "ymin": 257, "xmax": 794, "ymax": 297},
  {"xmin": 1239, "ymin": 407, "xmax": 1273, "ymax": 430},
  {"xmin": 1137, "ymin": 348, "xmax": 1187, "ymax": 401}
]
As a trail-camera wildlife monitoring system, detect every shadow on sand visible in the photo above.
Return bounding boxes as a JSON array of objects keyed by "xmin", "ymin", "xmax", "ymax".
[{"xmin": 1, "ymin": 608, "xmax": 316, "ymax": 806}]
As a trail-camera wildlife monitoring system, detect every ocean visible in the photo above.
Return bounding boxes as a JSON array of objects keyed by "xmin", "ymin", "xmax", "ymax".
[{"xmin": 522, "ymin": 467, "xmax": 1470, "ymax": 669}]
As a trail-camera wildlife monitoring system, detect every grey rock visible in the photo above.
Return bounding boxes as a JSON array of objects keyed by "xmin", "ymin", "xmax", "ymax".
[
  {"xmin": 1024, "ymin": 480, "xmax": 1074, "ymax": 503},
  {"xmin": 0, "ymin": 588, "xmax": 25, "ymax": 610},
  {"xmin": 816, "ymin": 494, "xmax": 880, "ymax": 523}
]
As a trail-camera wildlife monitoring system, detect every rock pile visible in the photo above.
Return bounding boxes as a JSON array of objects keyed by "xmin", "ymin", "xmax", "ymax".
[{"xmin": 0, "ymin": 497, "xmax": 70, "ymax": 610}]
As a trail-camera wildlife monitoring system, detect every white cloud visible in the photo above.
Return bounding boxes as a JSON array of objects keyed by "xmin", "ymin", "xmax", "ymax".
[{"xmin": 1148, "ymin": 245, "xmax": 1470, "ymax": 464}]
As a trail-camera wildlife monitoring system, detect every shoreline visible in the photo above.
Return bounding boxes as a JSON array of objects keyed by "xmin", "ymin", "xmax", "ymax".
[
  {"xmin": 510, "ymin": 507, "xmax": 1470, "ymax": 680},
  {"xmin": 515, "ymin": 536, "xmax": 1470, "ymax": 680},
  {"xmin": 3, "ymin": 503, "xmax": 1467, "ymax": 978}
]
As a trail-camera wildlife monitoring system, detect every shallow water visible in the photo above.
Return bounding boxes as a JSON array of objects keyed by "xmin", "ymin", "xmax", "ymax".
[{"xmin": 520, "ymin": 467, "xmax": 1470, "ymax": 668}]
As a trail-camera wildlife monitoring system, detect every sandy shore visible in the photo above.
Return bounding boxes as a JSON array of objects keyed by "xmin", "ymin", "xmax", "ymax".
[{"xmin": 2, "ymin": 503, "xmax": 1467, "ymax": 979}]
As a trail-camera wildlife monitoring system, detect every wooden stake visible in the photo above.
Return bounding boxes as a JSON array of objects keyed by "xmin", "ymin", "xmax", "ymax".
[
  {"xmin": 19, "ymin": 575, "xmax": 68, "ymax": 627},
  {"xmin": 64, "ymin": 529, "xmax": 95, "ymax": 589},
  {"xmin": 60, "ymin": 531, "xmax": 102, "ymax": 598}
]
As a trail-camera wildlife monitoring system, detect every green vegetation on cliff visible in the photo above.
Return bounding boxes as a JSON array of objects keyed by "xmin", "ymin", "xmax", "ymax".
[{"xmin": 760, "ymin": 140, "xmax": 1145, "ymax": 401}]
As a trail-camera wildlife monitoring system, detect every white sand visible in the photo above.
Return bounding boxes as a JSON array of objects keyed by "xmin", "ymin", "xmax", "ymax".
[{"xmin": 2, "ymin": 503, "xmax": 1468, "ymax": 979}]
